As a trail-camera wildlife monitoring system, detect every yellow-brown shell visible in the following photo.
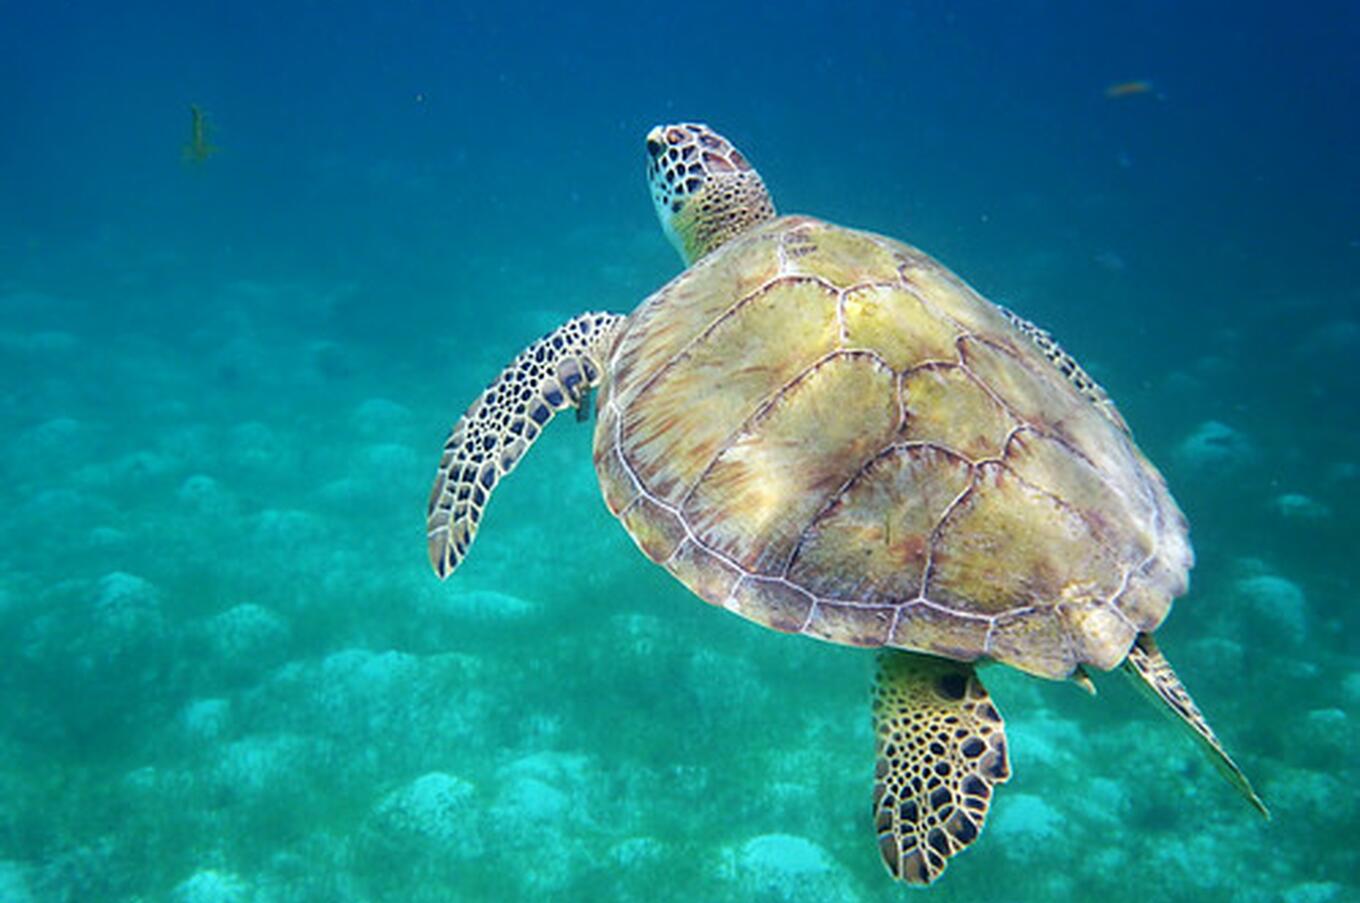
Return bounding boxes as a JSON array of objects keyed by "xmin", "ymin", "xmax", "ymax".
[{"xmin": 593, "ymin": 216, "xmax": 1192, "ymax": 679}]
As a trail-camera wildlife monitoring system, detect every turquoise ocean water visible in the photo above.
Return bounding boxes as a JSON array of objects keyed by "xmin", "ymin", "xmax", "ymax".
[{"xmin": 2, "ymin": 2, "xmax": 1357, "ymax": 900}]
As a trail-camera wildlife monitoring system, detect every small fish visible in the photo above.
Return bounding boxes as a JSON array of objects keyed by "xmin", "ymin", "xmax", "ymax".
[
  {"xmin": 183, "ymin": 104, "xmax": 218, "ymax": 163},
  {"xmin": 1104, "ymin": 80, "xmax": 1153, "ymax": 99}
]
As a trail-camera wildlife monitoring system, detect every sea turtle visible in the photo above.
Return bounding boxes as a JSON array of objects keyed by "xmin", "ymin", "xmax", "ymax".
[{"xmin": 426, "ymin": 123, "xmax": 1267, "ymax": 884}]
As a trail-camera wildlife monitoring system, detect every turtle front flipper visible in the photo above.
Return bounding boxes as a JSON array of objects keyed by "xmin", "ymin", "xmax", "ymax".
[
  {"xmin": 426, "ymin": 312, "xmax": 626, "ymax": 577},
  {"xmin": 1123, "ymin": 633, "xmax": 1269, "ymax": 818},
  {"xmin": 997, "ymin": 305, "xmax": 1130, "ymax": 434},
  {"xmin": 872, "ymin": 651, "xmax": 1010, "ymax": 885}
]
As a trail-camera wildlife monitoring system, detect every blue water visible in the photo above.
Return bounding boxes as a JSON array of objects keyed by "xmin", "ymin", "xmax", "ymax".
[{"xmin": 2, "ymin": 2, "xmax": 1357, "ymax": 900}]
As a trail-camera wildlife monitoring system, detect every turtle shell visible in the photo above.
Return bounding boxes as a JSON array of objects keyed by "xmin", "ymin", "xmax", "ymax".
[{"xmin": 593, "ymin": 216, "xmax": 1192, "ymax": 679}]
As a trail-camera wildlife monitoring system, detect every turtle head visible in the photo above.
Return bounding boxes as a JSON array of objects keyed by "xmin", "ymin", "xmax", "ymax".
[{"xmin": 646, "ymin": 123, "xmax": 776, "ymax": 265}]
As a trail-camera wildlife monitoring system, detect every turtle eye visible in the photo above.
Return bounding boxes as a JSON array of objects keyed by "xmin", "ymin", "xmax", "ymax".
[{"xmin": 646, "ymin": 138, "xmax": 664, "ymax": 159}]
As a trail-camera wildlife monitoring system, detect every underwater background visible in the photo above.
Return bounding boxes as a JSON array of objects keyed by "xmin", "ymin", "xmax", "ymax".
[{"xmin": 2, "ymin": 1, "xmax": 1358, "ymax": 900}]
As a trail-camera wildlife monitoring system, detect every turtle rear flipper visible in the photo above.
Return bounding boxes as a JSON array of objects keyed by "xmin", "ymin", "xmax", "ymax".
[
  {"xmin": 426, "ymin": 312, "xmax": 624, "ymax": 577},
  {"xmin": 1124, "ymin": 633, "xmax": 1269, "ymax": 818},
  {"xmin": 872, "ymin": 651, "xmax": 1010, "ymax": 885}
]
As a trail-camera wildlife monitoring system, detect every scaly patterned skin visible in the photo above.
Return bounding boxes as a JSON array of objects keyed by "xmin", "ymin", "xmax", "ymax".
[
  {"xmin": 426, "ymin": 312, "xmax": 625, "ymax": 577},
  {"xmin": 1124, "ymin": 633, "xmax": 1269, "ymax": 817},
  {"xmin": 873, "ymin": 651, "xmax": 1010, "ymax": 885},
  {"xmin": 997, "ymin": 305, "xmax": 1129, "ymax": 433},
  {"xmin": 646, "ymin": 123, "xmax": 776, "ymax": 265}
]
